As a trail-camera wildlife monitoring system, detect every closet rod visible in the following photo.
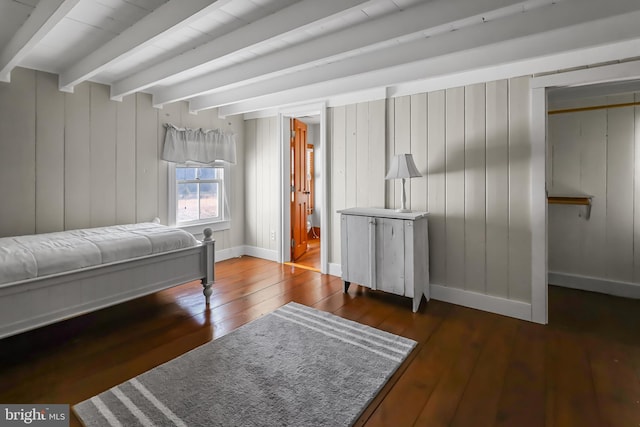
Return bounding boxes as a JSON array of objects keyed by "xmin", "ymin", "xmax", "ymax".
[{"xmin": 548, "ymin": 101, "xmax": 640, "ymax": 115}]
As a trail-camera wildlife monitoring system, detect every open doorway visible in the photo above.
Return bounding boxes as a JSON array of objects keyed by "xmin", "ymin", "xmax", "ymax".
[
  {"xmin": 279, "ymin": 105, "xmax": 327, "ymax": 274},
  {"xmin": 288, "ymin": 116, "xmax": 321, "ymax": 271},
  {"xmin": 530, "ymin": 62, "xmax": 640, "ymax": 324}
]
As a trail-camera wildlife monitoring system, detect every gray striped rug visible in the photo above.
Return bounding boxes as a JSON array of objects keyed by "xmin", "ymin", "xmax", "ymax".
[{"xmin": 73, "ymin": 302, "xmax": 416, "ymax": 426}]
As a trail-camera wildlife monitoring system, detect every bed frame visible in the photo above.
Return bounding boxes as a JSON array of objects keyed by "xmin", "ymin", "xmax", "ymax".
[{"xmin": 0, "ymin": 228, "xmax": 215, "ymax": 339}]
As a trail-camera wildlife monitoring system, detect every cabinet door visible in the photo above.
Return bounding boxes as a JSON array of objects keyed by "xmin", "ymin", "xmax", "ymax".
[
  {"xmin": 376, "ymin": 218, "xmax": 405, "ymax": 295},
  {"xmin": 341, "ymin": 214, "xmax": 374, "ymax": 288}
]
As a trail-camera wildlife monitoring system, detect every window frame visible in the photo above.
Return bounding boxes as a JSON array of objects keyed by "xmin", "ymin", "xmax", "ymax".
[{"xmin": 168, "ymin": 161, "xmax": 230, "ymax": 234}]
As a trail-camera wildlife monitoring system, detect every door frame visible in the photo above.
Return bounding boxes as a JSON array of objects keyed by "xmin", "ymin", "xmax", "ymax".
[
  {"xmin": 529, "ymin": 60, "xmax": 640, "ymax": 324},
  {"xmin": 278, "ymin": 103, "xmax": 328, "ymax": 273}
]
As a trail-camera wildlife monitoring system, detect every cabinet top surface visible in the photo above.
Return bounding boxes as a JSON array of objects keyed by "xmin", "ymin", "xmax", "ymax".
[{"xmin": 337, "ymin": 207, "xmax": 428, "ymax": 220}]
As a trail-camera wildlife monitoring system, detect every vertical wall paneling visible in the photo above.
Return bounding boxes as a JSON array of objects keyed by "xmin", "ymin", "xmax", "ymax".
[
  {"xmin": 445, "ymin": 87, "xmax": 465, "ymax": 289},
  {"xmin": 90, "ymin": 83, "xmax": 117, "ymax": 227},
  {"xmin": 0, "ymin": 68, "xmax": 35, "ymax": 237},
  {"xmin": 345, "ymin": 104, "xmax": 357, "ymax": 209},
  {"xmin": 228, "ymin": 114, "xmax": 245, "ymax": 250},
  {"xmin": 1, "ymin": 68, "xmax": 243, "ymax": 251},
  {"xmin": 579, "ymin": 110, "xmax": 607, "ymax": 278},
  {"xmin": 427, "ymin": 90, "xmax": 447, "ymax": 286},
  {"xmin": 245, "ymin": 119, "xmax": 257, "ymax": 247},
  {"xmin": 393, "ymin": 96, "xmax": 411, "ymax": 210},
  {"xmin": 356, "ymin": 102, "xmax": 369, "ymax": 207},
  {"xmin": 386, "ymin": 99, "xmax": 395, "ymax": 208},
  {"xmin": 64, "ymin": 82, "xmax": 91, "ymax": 230},
  {"xmin": 410, "ymin": 93, "xmax": 428, "ymax": 212},
  {"xmin": 508, "ymin": 77, "xmax": 532, "ymax": 302},
  {"xmin": 116, "ymin": 95, "xmax": 136, "ymax": 225},
  {"xmin": 547, "ymin": 114, "xmax": 581, "ymax": 274},
  {"xmin": 368, "ymin": 100, "xmax": 386, "ymax": 208},
  {"xmin": 35, "ymin": 71, "xmax": 64, "ymax": 233},
  {"xmin": 256, "ymin": 118, "xmax": 266, "ymax": 249},
  {"xmin": 464, "ymin": 83, "xmax": 486, "ymax": 293},
  {"xmin": 605, "ymin": 94, "xmax": 634, "ymax": 282},
  {"xmin": 157, "ymin": 102, "xmax": 181, "ymax": 226},
  {"xmin": 635, "ymin": 95, "xmax": 640, "ymax": 282},
  {"xmin": 485, "ymin": 81, "xmax": 510, "ymax": 297},
  {"xmin": 268, "ymin": 116, "xmax": 278, "ymax": 252},
  {"xmin": 331, "ymin": 106, "xmax": 347, "ymax": 264},
  {"xmin": 135, "ymin": 93, "xmax": 158, "ymax": 223}
]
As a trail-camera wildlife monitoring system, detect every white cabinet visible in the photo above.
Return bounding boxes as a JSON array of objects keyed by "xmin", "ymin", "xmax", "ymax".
[{"xmin": 338, "ymin": 208, "xmax": 429, "ymax": 312}]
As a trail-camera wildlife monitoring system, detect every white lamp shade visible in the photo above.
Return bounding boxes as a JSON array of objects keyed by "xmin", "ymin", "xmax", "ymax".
[{"xmin": 385, "ymin": 154, "xmax": 422, "ymax": 180}]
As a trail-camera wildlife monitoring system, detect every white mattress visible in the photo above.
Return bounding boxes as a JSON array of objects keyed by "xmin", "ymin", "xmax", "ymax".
[{"xmin": 0, "ymin": 222, "xmax": 198, "ymax": 285}]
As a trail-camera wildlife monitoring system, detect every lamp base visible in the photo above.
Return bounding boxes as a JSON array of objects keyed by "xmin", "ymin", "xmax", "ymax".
[{"xmin": 395, "ymin": 208, "xmax": 412, "ymax": 213}]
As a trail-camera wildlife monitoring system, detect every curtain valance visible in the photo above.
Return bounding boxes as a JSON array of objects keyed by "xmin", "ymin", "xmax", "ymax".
[{"xmin": 162, "ymin": 124, "xmax": 237, "ymax": 165}]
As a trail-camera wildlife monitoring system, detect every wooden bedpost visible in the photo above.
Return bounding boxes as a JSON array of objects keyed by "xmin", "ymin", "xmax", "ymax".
[{"xmin": 202, "ymin": 228, "xmax": 215, "ymax": 305}]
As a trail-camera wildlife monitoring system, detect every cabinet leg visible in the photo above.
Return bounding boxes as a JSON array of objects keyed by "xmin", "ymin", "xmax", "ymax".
[
  {"xmin": 412, "ymin": 295, "xmax": 421, "ymax": 313},
  {"xmin": 343, "ymin": 281, "xmax": 350, "ymax": 293}
]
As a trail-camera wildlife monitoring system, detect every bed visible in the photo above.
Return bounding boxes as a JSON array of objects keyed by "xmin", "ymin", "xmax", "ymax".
[{"xmin": 0, "ymin": 220, "xmax": 215, "ymax": 339}]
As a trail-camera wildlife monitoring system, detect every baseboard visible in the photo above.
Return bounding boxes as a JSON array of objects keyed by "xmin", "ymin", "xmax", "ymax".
[
  {"xmin": 214, "ymin": 246, "xmax": 279, "ymax": 263},
  {"xmin": 328, "ymin": 263, "xmax": 342, "ymax": 278},
  {"xmin": 325, "ymin": 263, "xmax": 530, "ymax": 321},
  {"xmin": 215, "ymin": 246, "xmax": 245, "ymax": 262},
  {"xmin": 548, "ymin": 271, "xmax": 640, "ymax": 299},
  {"xmin": 430, "ymin": 284, "xmax": 532, "ymax": 322}
]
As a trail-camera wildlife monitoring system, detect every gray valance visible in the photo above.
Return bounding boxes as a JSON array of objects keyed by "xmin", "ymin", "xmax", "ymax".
[{"xmin": 162, "ymin": 124, "xmax": 237, "ymax": 164}]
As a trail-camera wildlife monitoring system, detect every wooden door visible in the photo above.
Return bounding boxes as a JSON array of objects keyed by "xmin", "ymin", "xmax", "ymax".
[{"xmin": 291, "ymin": 118, "xmax": 309, "ymax": 261}]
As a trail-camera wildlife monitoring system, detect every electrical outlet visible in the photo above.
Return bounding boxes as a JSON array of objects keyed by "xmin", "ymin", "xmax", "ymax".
[{"xmin": 270, "ymin": 231, "xmax": 276, "ymax": 241}]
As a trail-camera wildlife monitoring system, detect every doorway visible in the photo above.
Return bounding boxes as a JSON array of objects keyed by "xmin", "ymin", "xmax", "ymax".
[
  {"xmin": 280, "ymin": 106, "xmax": 327, "ymax": 273},
  {"xmin": 530, "ymin": 61, "xmax": 640, "ymax": 324}
]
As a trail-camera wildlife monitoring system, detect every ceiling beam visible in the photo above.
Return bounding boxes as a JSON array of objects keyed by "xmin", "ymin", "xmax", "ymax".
[
  {"xmin": 0, "ymin": 0, "xmax": 81, "ymax": 83},
  {"xmin": 58, "ymin": 0, "xmax": 226, "ymax": 93},
  {"xmin": 151, "ymin": 0, "xmax": 539, "ymax": 107},
  {"xmin": 109, "ymin": 0, "xmax": 373, "ymax": 101},
  {"xmin": 212, "ymin": 2, "xmax": 640, "ymax": 115}
]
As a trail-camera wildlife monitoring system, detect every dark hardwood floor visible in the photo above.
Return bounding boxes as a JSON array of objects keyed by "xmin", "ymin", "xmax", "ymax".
[{"xmin": 1, "ymin": 256, "xmax": 639, "ymax": 426}]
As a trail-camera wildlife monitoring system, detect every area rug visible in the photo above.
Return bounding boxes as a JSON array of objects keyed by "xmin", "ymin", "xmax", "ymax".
[{"xmin": 73, "ymin": 302, "xmax": 416, "ymax": 426}]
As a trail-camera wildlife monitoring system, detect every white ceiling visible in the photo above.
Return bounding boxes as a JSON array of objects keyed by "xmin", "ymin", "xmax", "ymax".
[{"xmin": 2, "ymin": 0, "xmax": 640, "ymax": 116}]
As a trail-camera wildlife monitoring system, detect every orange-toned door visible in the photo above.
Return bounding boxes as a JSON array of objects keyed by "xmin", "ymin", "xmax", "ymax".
[{"xmin": 291, "ymin": 118, "xmax": 309, "ymax": 261}]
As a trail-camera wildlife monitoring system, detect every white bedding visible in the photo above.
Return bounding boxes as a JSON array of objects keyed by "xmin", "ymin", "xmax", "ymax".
[{"xmin": 0, "ymin": 222, "xmax": 198, "ymax": 285}]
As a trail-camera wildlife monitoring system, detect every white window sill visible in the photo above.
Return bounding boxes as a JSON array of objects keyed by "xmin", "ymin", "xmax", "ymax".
[{"xmin": 177, "ymin": 220, "xmax": 230, "ymax": 239}]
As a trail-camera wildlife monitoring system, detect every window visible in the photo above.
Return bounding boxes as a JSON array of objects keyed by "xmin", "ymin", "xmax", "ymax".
[{"xmin": 169, "ymin": 162, "xmax": 230, "ymax": 231}]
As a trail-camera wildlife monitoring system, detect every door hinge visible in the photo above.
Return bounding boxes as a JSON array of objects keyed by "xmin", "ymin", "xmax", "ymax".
[
  {"xmin": 291, "ymin": 238, "xmax": 295, "ymax": 248},
  {"xmin": 290, "ymin": 130, "xmax": 296, "ymax": 139},
  {"xmin": 291, "ymin": 185, "xmax": 295, "ymax": 193}
]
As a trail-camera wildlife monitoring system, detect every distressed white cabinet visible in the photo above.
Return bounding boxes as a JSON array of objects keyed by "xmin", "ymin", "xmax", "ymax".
[{"xmin": 338, "ymin": 208, "xmax": 429, "ymax": 312}]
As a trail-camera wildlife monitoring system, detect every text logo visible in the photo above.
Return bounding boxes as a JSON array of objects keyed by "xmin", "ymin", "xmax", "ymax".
[{"xmin": 0, "ymin": 405, "xmax": 68, "ymax": 427}]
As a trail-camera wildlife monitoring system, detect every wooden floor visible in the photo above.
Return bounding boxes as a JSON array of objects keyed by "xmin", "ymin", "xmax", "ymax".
[
  {"xmin": 1, "ymin": 256, "xmax": 639, "ymax": 426},
  {"xmin": 289, "ymin": 237, "xmax": 321, "ymax": 271}
]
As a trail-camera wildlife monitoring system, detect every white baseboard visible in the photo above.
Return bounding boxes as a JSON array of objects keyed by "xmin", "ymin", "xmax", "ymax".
[
  {"xmin": 548, "ymin": 271, "xmax": 640, "ymax": 299},
  {"xmin": 430, "ymin": 284, "xmax": 532, "ymax": 322},
  {"xmin": 328, "ymin": 263, "xmax": 342, "ymax": 278},
  {"xmin": 215, "ymin": 246, "xmax": 279, "ymax": 263},
  {"xmin": 215, "ymin": 246, "xmax": 245, "ymax": 262}
]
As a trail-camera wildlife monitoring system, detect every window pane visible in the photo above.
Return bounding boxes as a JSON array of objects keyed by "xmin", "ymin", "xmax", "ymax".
[
  {"xmin": 177, "ymin": 167, "xmax": 196, "ymax": 181},
  {"xmin": 177, "ymin": 183, "xmax": 199, "ymax": 222},
  {"xmin": 198, "ymin": 167, "xmax": 215, "ymax": 180},
  {"xmin": 199, "ymin": 183, "xmax": 219, "ymax": 219}
]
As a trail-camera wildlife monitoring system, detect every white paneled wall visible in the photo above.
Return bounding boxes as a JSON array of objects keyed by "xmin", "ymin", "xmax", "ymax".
[
  {"xmin": 330, "ymin": 101, "xmax": 387, "ymax": 265},
  {"xmin": 0, "ymin": 67, "xmax": 244, "ymax": 251},
  {"xmin": 244, "ymin": 117, "xmax": 279, "ymax": 252},
  {"xmin": 242, "ymin": 79, "xmax": 532, "ymax": 306},
  {"xmin": 548, "ymin": 92, "xmax": 640, "ymax": 296},
  {"xmin": 383, "ymin": 78, "xmax": 532, "ymax": 302}
]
